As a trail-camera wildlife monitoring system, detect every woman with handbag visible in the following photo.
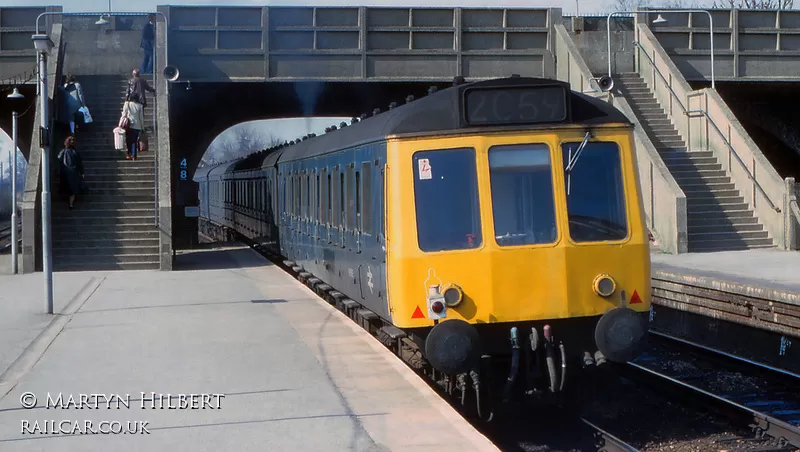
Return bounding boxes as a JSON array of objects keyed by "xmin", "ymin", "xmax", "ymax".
[
  {"xmin": 59, "ymin": 75, "xmax": 87, "ymax": 135},
  {"xmin": 120, "ymin": 97, "xmax": 144, "ymax": 161},
  {"xmin": 58, "ymin": 136, "xmax": 85, "ymax": 210}
]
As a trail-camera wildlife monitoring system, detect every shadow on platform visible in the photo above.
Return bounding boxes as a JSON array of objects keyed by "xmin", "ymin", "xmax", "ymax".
[{"xmin": 174, "ymin": 241, "xmax": 273, "ymax": 271}]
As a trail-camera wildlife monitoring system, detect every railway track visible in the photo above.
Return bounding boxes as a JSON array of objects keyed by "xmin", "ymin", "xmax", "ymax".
[
  {"xmin": 629, "ymin": 330, "xmax": 800, "ymax": 450},
  {"xmin": 0, "ymin": 219, "xmax": 21, "ymax": 253}
]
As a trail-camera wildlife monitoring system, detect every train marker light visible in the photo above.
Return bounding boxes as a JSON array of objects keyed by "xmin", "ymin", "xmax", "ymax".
[
  {"xmin": 442, "ymin": 283, "xmax": 464, "ymax": 307},
  {"xmin": 427, "ymin": 285, "xmax": 447, "ymax": 320},
  {"xmin": 593, "ymin": 274, "xmax": 616, "ymax": 298},
  {"xmin": 630, "ymin": 290, "xmax": 642, "ymax": 304}
]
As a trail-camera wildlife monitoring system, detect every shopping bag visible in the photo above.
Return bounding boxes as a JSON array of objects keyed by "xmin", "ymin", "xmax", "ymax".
[
  {"xmin": 78, "ymin": 106, "xmax": 93, "ymax": 124},
  {"xmin": 113, "ymin": 127, "xmax": 127, "ymax": 151}
]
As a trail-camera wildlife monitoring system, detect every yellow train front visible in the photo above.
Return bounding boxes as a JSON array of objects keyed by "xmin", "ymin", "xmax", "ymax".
[{"xmin": 384, "ymin": 78, "xmax": 651, "ymax": 389}]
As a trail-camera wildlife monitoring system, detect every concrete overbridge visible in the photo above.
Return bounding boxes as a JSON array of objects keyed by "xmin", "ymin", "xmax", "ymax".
[{"xmin": 0, "ymin": 5, "xmax": 798, "ymax": 272}]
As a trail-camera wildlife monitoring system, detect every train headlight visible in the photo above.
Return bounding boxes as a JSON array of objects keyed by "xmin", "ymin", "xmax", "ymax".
[
  {"xmin": 593, "ymin": 274, "xmax": 616, "ymax": 298},
  {"xmin": 441, "ymin": 283, "xmax": 464, "ymax": 307}
]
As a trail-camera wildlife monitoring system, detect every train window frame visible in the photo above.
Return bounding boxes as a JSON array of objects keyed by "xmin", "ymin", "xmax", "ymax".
[
  {"xmin": 412, "ymin": 147, "xmax": 483, "ymax": 253},
  {"xmin": 360, "ymin": 161, "xmax": 372, "ymax": 235},
  {"xmin": 560, "ymin": 140, "xmax": 630, "ymax": 245},
  {"xmin": 487, "ymin": 143, "xmax": 559, "ymax": 248}
]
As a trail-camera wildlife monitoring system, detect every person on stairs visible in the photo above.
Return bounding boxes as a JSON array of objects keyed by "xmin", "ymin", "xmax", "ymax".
[
  {"xmin": 120, "ymin": 98, "xmax": 144, "ymax": 161},
  {"xmin": 60, "ymin": 75, "xmax": 86, "ymax": 135},
  {"xmin": 126, "ymin": 69, "xmax": 155, "ymax": 108},
  {"xmin": 141, "ymin": 14, "xmax": 155, "ymax": 75},
  {"xmin": 58, "ymin": 136, "xmax": 85, "ymax": 210}
]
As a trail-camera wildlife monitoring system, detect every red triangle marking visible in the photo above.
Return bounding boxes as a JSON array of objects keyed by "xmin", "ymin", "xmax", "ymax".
[
  {"xmin": 411, "ymin": 305, "xmax": 425, "ymax": 319},
  {"xmin": 630, "ymin": 290, "xmax": 642, "ymax": 304}
]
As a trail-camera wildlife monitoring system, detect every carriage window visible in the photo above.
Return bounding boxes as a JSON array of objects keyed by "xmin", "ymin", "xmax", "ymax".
[
  {"xmin": 413, "ymin": 148, "xmax": 481, "ymax": 252},
  {"xmin": 488, "ymin": 144, "xmax": 557, "ymax": 246},
  {"xmin": 355, "ymin": 170, "xmax": 361, "ymax": 230},
  {"xmin": 562, "ymin": 141, "xmax": 628, "ymax": 242},
  {"xmin": 322, "ymin": 169, "xmax": 329, "ymax": 224},
  {"xmin": 340, "ymin": 172, "xmax": 345, "ymax": 229},
  {"xmin": 332, "ymin": 169, "xmax": 341, "ymax": 227},
  {"xmin": 360, "ymin": 162, "xmax": 372, "ymax": 235},
  {"xmin": 346, "ymin": 166, "xmax": 355, "ymax": 230}
]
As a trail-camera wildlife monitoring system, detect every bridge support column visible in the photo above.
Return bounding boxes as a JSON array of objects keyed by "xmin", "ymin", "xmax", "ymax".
[{"xmin": 156, "ymin": 5, "xmax": 173, "ymax": 270}]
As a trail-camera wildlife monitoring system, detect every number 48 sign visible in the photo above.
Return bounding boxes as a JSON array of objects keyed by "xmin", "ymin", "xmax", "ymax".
[{"xmin": 179, "ymin": 158, "xmax": 187, "ymax": 181}]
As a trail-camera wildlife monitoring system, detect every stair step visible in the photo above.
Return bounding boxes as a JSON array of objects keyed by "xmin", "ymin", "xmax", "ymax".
[
  {"xmin": 56, "ymin": 216, "xmax": 156, "ymax": 227},
  {"xmin": 683, "ymin": 189, "xmax": 740, "ymax": 199},
  {"xmin": 688, "ymin": 223, "xmax": 764, "ymax": 234},
  {"xmin": 53, "ymin": 245, "xmax": 160, "ymax": 255},
  {"xmin": 673, "ymin": 170, "xmax": 728, "ymax": 179},
  {"xmin": 53, "ymin": 224, "xmax": 158, "ymax": 234},
  {"xmin": 53, "ymin": 237, "xmax": 160, "ymax": 247},
  {"xmin": 52, "ymin": 253, "xmax": 160, "ymax": 267},
  {"xmin": 668, "ymin": 163, "xmax": 723, "ymax": 171},
  {"xmin": 77, "ymin": 160, "xmax": 155, "ymax": 169},
  {"xmin": 687, "ymin": 203, "xmax": 751, "ymax": 213},
  {"xmin": 662, "ymin": 156, "xmax": 718, "ymax": 165},
  {"xmin": 52, "ymin": 207, "xmax": 155, "ymax": 217},
  {"xmin": 54, "ymin": 261, "xmax": 161, "ymax": 271},
  {"xmin": 686, "ymin": 209, "xmax": 758, "ymax": 220},
  {"xmin": 688, "ymin": 230, "xmax": 769, "ymax": 240},
  {"xmin": 687, "ymin": 196, "xmax": 745, "ymax": 206},
  {"xmin": 688, "ymin": 238, "xmax": 775, "ymax": 251}
]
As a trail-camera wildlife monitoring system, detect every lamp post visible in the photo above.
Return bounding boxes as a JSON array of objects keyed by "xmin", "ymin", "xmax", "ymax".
[
  {"xmin": 606, "ymin": 9, "xmax": 715, "ymax": 89},
  {"xmin": 7, "ymin": 86, "xmax": 24, "ymax": 274},
  {"xmin": 32, "ymin": 33, "xmax": 54, "ymax": 314}
]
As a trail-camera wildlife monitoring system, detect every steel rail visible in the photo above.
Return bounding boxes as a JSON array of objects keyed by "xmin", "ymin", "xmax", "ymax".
[
  {"xmin": 581, "ymin": 418, "xmax": 640, "ymax": 452},
  {"xmin": 628, "ymin": 353, "xmax": 800, "ymax": 448}
]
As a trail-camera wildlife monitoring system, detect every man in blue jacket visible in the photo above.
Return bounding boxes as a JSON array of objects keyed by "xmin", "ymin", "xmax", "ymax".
[{"xmin": 141, "ymin": 14, "xmax": 155, "ymax": 75}]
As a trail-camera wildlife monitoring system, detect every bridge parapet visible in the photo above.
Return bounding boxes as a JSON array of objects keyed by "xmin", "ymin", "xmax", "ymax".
[
  {"xmin": 163, "ymin": 5, "xmax": 560, "ymax": 82},
  {"xmin": 647, "ymin": 8, "xmax": 800, "ymax": 81},
  {"xmin": 0, "ymin": 6, "xmax": 61, "ymax": 80},
  {"xmin": 635, "ymin": 22, "xmax": 790, "ymax": 249}
]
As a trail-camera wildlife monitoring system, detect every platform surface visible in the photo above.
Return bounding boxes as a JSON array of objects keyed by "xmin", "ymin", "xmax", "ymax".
[
  {"xmin": 0, "ymin": 244, "xmax": 498, "ymax": 452},
  {"xmin": 651, "ymin": 249, "xmax": 800, "ymax": 301}
]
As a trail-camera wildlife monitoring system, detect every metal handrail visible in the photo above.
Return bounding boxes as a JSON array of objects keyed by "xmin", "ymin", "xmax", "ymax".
[{"xmin": 632, "ymin": 40, "xmax": 781, "ymax": 213}]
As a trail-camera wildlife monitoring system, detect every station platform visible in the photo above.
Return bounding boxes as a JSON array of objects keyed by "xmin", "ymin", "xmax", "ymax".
[
  {"xmin": 0, "ymin": 244, "xmax": 498, "ymax": 451},
  {"xmin": 651, "ymin": 249, "xmax": 800, "ymax": 305}
]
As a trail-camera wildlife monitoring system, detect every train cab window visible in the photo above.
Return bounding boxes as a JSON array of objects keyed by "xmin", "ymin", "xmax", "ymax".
[
  {"xmin": 412, "ymin": 148, "xmax": 482, "ymax": 252},
  {"xmin": 562, "ymin": 141, "xmax": 628, "ymax": 242},
  {"xmin": 488, "ymin": 144, "xmax": 557, "ymax": 246},
  {"xmin": 360, "ymin": 162, "xmax": 372, "ymax": 235}
]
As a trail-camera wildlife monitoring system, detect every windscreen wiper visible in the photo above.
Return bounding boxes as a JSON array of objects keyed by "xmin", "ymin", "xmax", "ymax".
[{"xmin": 565, "ymin": 131, "xmax": 591, "ymax": 196}]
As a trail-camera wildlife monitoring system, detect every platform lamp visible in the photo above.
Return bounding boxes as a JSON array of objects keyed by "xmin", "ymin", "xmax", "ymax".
[
  {"xmin": 7, "ymin": 84, "xmax": 24, "ymax": 275},
  {"xmin": 96, "ymin": 0, "xmax": 112, "ymax": 25},
  {"xmin": 32, "ymin": 32, "xmax": 54, "ymax": 314}
]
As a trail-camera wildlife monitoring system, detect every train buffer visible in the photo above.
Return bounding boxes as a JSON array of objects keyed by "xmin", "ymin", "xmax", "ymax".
[{"xmin": 0, "ymin": 244, "xmax": 498, "ymax": 451}]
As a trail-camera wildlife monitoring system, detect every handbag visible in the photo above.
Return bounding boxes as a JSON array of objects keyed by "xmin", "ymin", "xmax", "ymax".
[
  {"xmin": 79, "ymin": 106, "xmax": 93, "ymax": 124},
  {"xmin": 119, "ymin": 115, "xmax": 129, "ymax": 129},
  {"xmin": 138, "ymin": 130, "xmax": 148, "ymax": 153}
]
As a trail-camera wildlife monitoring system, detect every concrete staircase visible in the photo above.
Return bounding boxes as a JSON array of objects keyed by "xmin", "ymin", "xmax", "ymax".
[
  {"xmin": 51, "ymin": 75, "xmax": 159, "ymax": 271},
  {"xmin": 616, "ymin": 73, "xmax": 774, "ymax": 252}
]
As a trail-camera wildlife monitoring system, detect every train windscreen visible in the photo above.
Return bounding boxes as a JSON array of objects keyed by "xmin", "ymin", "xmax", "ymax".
[{"xmin": 561, "ymin": 141, "xmax": 628, "ymax": 242}]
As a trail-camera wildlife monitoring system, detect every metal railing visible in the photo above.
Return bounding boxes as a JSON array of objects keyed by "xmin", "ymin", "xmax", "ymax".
[{"xmin": 633, "ymin": 40, "xmax": 781, "ymax": 213}]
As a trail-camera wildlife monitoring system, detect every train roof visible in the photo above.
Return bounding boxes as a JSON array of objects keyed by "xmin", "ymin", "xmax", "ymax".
[
  {"xmin": 193, "ymin": 164, "xmax": 216, "ymax": 181},
  {"xmin": 208, "ymin": 161, "xmax": 239, "ymax": 178},
  {"xmin": 273, "ymin": 76, "xmax": 631, "ymax": 163}
]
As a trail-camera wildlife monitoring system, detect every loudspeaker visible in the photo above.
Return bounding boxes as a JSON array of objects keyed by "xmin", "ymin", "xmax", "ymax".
[
  {"xmin": 597, "ymin": 75, "xmax": 614, "ymax": 92},
  {"xmin": 163, "ymin": 65, "xmax": 179, "ymax": 81}
]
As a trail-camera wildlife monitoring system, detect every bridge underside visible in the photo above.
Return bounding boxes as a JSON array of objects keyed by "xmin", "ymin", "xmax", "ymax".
[{"xmin": 169, "ymin": 80, "xmax": 453, "ymax": 250}]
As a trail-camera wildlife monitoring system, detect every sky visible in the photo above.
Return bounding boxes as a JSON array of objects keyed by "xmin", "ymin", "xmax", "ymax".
[{"xmin": 0, "ymin": 0, "xmax": 625, "ymax": 17}]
